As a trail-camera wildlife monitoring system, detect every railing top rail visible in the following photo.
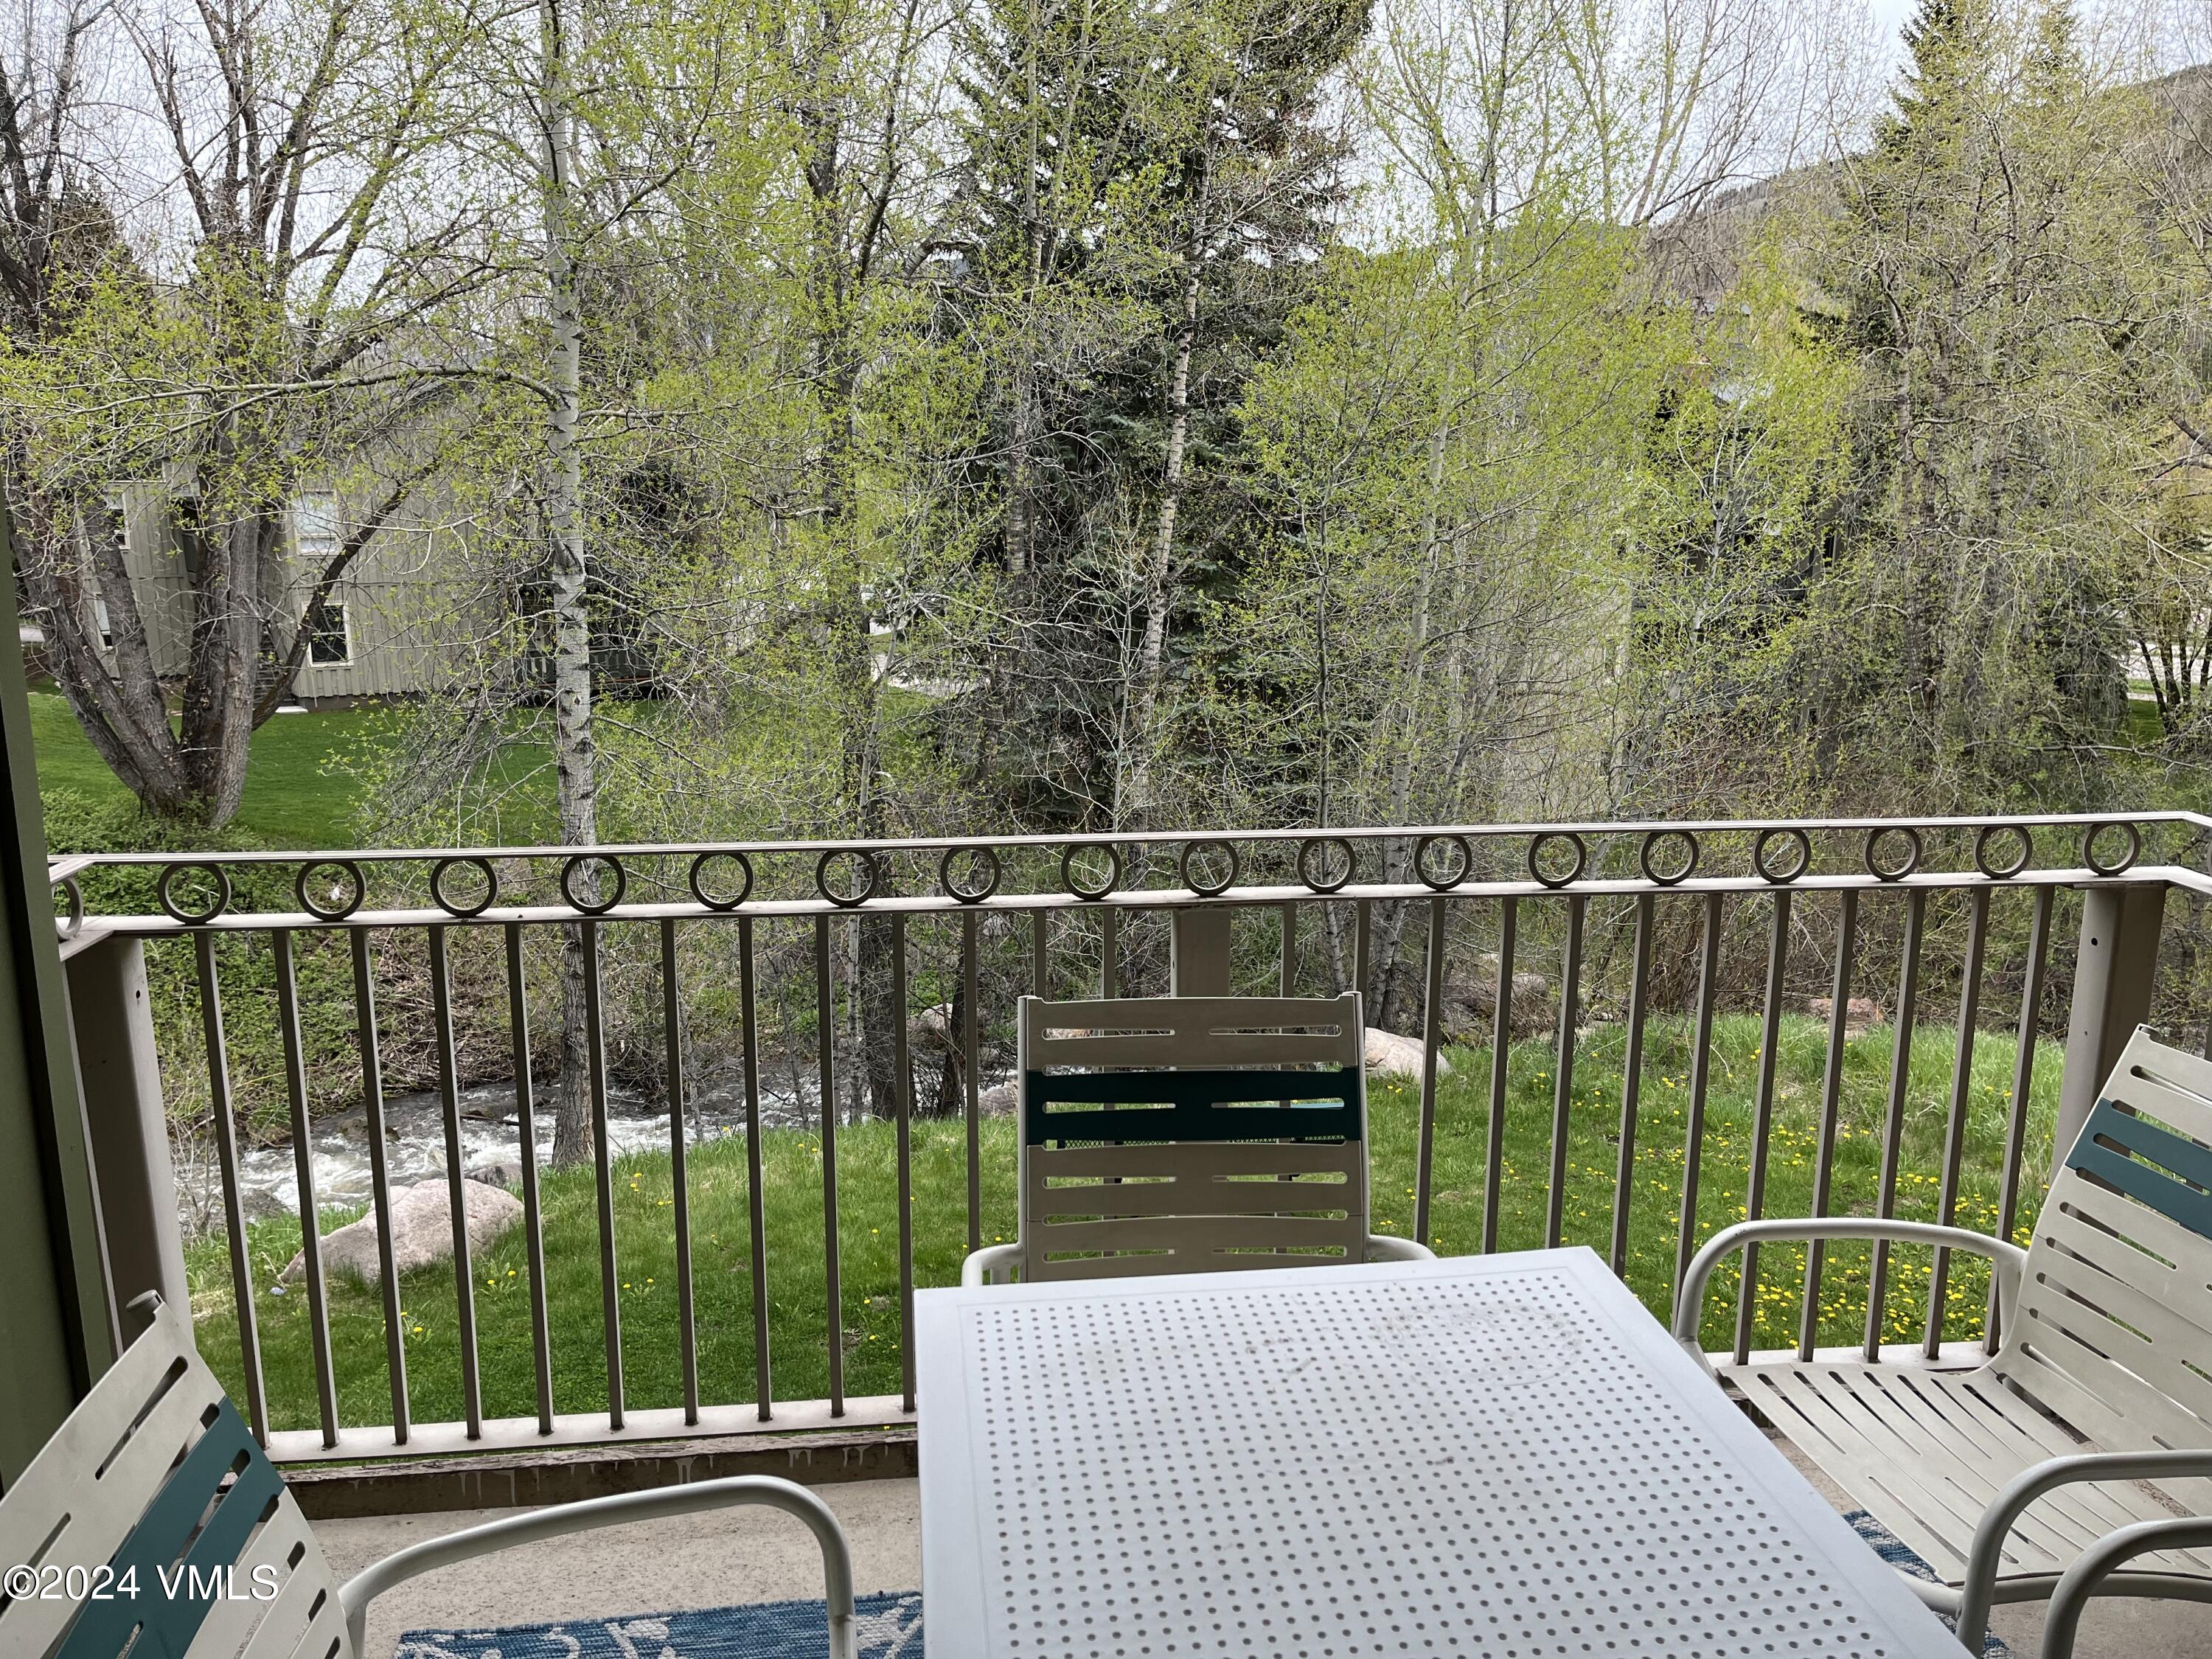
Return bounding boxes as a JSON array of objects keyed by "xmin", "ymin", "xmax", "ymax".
[
  {"xmin": 42, "ymin": 810, "xmax": 2212, "ymax": 873},
  {"xmin": 49, "ymin": 864, "xmax": 2207, "ymax": 941},
  {"xmin": 46, "ymin": 813, "xmax": 2207, "ymax": 938}
]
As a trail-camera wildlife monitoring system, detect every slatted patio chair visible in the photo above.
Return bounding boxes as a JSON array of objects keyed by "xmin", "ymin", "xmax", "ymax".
[
  {"xmin": 0, "ymin": 1296, "xmax": 858, "ymax": 1659},
  {"xmin": 960, "ymin": 992, "xmax": 1433, "ymax": 1285},
  {"xmin": 1674, "ymin": 1025, "xmax": 2212, "ymax": 1651}
]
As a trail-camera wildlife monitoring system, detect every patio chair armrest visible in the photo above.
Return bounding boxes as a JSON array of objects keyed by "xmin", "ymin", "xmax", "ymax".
[
  {"xmin": 961, "ymin": 1242, "xmax": 1020, "ymax": 1287},
  {"xmin": 1363, "ymin": 1234, "xmax": 1436, "ymax": 1262},
  {"xmin": 1955, "ymin": 1449, "xmax": 2212, "ymax": 1652},
  {"xmin": 2039, "ymin": 1516, "xmax": 2212, "ymax": 1659},
  {"xmin": 338, "ymin": 1475, "xmax": 855, "ymax": 1659},
  {"xmin": 1672, "ymin": 1218, "xmax": 2028, "ymax": 1365}
]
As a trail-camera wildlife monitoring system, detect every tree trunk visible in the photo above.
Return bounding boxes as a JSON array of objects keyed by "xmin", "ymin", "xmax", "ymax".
[
  {"xmin": 1372, "ymin": 373, "xmax": 1456, "ymax": 1029},
  {"xmin": 10, "ymin": 478, "xmax": 198, "ymax": 812},
  {"xmin": 172, "ymin": 470, "xmax": 264, "ymax": 824},
  {"xmin": 796, "ymin": 27, "xmax": 902, "ymax": 1119},
  {"xmin": 1121, "ymin": 145, "xmax": 1212, "ymax": 830},
  {"xmin": 929, "ymin": 974, "xmax": 966, "ymax": 1120},
  {"xmin": 540, "ymin": 0, "xmax": 600, "ymax": 1169},
  {"xmin": 1005, "ymin": 237, "xmax": 1041, "ymax": 576}
]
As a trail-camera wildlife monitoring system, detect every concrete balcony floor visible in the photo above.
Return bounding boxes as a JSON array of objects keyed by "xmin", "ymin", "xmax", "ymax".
[{"xmin": 319, "ymin": 1439, "xmax": 2205, "ymax": 1659}]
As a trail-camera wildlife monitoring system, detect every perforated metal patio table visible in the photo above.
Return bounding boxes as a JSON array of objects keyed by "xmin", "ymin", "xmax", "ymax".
[{"xmin": 917, "ymin": 1246, "xmax": 1964, "ymax": 1658}]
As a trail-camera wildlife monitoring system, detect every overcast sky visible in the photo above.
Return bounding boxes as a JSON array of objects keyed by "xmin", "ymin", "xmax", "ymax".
[
  {"xmin": 1867, "ymin": 0, "xmax": 1921, "ymax": 38},
  {"xmin": 1856, "ymin": 0, "xmax": 2202, "ymax": 78}
]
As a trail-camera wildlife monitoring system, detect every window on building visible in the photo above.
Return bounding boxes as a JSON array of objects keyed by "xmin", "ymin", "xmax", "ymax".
[
  {"xmin": 164, "ymin": 497, "xmax": 203, "ymax": 578},
  {"xmin": 305, "ymin": 600, "xmax": 350, "ymax": 666},
  {"xmin": 295, "ymin": 493, "xmax": 341, "ymax": 560},
  {"xmin": 293, "ymin": 494, "xmax": 349, "ymax": 667},
  {"xmin": 92, "ymin": 598, "xmax": 113, "ymax": 651}
]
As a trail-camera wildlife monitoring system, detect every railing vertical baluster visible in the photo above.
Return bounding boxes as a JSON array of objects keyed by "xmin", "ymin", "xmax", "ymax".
[
  {"xmin": 963, "ymin": 911, "xmax": 981, "ymax": 1260},
  {"xmin": 1545, "ymin": 895, "xmax": 1585, "ymax": 1250},
  {"xmin": 428, "ymin": 925, "xmax": 484, "ymax": 1439},
  {"xmin": 1672, "ymin": 894, "xmax": 1725, "ymax": 1329},
  {"xmin": 1733, "ymin": 890, "xmax": 1792, "ymax": 1365},
  {"xmin": 815, "ymin": 916, "xmax": 844, "ymax": 1417},
  {"xmin": 1798, "ymin": 891, "xmax": 1858, "ymax": 1360},
  {"xmin": 1988, "ymin": 885, "xmax": 2053, "ymax": 1354},
  {"xmin": 740, "ymin": 915, "xmax": 771, "ymax": 1418},
  {"xmin": 893, "ymin": 912, "xmax": 917, "ymax": 1413},
  {"xmin": 1923, "ymin": 886, "xmax": 1989, "ymax": 1359},
  {"xmin": 1032, "ymin": 910, "xmax": 1048, "ymax": 1000},
  {"xmin": 661, "ymin": 918, "xmax": 699, "ymax": 1425},
  {"xmin": 349, "ymin": 930, "xmax": 408, "ymax": 1443},
  {"xmin": 1102, "ymin": 908, "xmax": 1119, "ymax": 998},
  {"xmin": 504, "ymin": 922, "xmax": 554, "ymax": 1435},
  {"xmin": 274, "ymin": 931, "xmax": 341, "ymax": 1449},
  {"xmin": 1482, "ymin": 897, "xmax": 1517, "ymax": 1254},
  {"xmin": 1354, "ymin": 899, "xmax": 1372, "ymax": 1012},
  {"xmin": 198, "ymin": 933, "xmax": 267, "ymax": 1445},
  {"xmin": 581, "ymin": 918, "xmax": 622, "ymax": 1429},
  {"xmin": 1610, "ymin": 894, "xmax": 1655, "ymax": 1277},
  {"xmin": 1864, "ymin": 888, "xmax": 1927, "ymax": 1362},
  {"xmin": 1275, "ymin": 900, "xmax": 1299, "ymax": 1234},
  {"xmin": 1413, "ymin": 897, "xmax": 1446, "ymax": 1249}
]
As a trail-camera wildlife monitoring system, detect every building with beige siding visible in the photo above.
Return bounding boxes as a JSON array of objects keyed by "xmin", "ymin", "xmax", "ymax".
[{"xmin": 85, "ymin": 481, "xmax": 471, "ymax": 708}]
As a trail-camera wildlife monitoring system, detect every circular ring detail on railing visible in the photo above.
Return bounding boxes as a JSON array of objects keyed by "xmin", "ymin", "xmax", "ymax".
[
  {"xmin": 1753, "ymin": 827, "xmax": 1812, "ymax": 884},
  {"xmin": 296, "ymin": 859, "xmax": 366, "ymax": 922},
  {"xmin": 1298, "ymin": 836, "xmax": 1357, "ymax": 895},
  {"xmin": 1415, "ymin": 833, "xmax": 1472, "ymax": 891},
  {"xmin": 429, "ymin": 855, "xmax": 498, "ymax": 919},
  {"xmin": 687, "ymin": 850, "xmax": 754, "ymax": 911},
  {"xmin": 158, "ymin": 861, "xmax": 234, "ymax": 925},
  {"xmin": 1526, "ymin": 832, "xmax": 1586, "ymax": 890},
  {"xmin": 54, "ymin": 874, "xmax": 82, "ymax": 942},
  {"xmin": 1974, "ymin": 825, "xmax": 2033, "ymax": 881},
  {"xmin": 1639, "ymin": 829, "xmax": 1699, "ymax": 887},
  {"xmin": 815, "ymin": 849, "xmax": 880, "ymax": 908},
  {"xmin": 1864, "ymin": 825, "xmax": 1922, "ymax": 883},
  {"xmin": 939, "ymin": 845, "xmax": 1002, "ymax": 904},
  {"xmin": 1060, "ymin": 841, "xmax": 1121, "ymax": 902},
  {"xmin": 1180, "ymin": 839, "xmax": 1240, "ymax": 898},
  {"xmin": 561, "ymin": 853, "xmax": 626, "ymax": 916},
  {"xmin": 2082, "ymin": 821, "xmax": 2140, "ymax": 879}
]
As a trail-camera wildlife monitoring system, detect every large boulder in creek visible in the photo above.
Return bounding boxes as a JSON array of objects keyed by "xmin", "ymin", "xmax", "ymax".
[
  {"xmin": 282, "ymin": 1177, "xmax": 523, "ymax": 1288},
  {"xmin": 1365, "ymin": 1027, "xmax": 1452, "ymax": 1080}
]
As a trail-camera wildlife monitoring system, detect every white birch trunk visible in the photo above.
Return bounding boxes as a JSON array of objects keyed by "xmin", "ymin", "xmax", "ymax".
[
  {"xmin": 1121, "ymin": 146, "xmax": 1212, "ymax": 830},
  {"xmin": 541, "ymin": 0, "xmax": 600, "ymax": 1168}
]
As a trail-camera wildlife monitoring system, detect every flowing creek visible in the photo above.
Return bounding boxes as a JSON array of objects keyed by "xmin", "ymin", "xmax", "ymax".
[{"xmin": 184, "ymin": 1076, "xmax": 818, "ymax": 1227}]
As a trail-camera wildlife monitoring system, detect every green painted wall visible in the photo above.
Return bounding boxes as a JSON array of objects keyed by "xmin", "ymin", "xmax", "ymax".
[{"xmin": 0, "ymin": 507, "xmax": 114, "ymax": 1488}]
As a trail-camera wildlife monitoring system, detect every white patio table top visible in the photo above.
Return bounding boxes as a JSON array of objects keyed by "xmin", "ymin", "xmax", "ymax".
[{"xmin": 917, "ymin": 1246, "xmax": 1964, "ymax": 1659}]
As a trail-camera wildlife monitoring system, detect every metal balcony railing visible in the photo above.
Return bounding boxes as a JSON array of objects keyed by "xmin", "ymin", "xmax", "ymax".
[{"xmin": 46, "ymin": 814, "xmax": 2212, "ymax": 1463}]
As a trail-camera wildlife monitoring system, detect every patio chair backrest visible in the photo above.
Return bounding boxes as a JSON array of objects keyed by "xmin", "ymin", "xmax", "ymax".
[
  {"xmin": 1992, "ymin": 1028, "xmax": 2212, "ymax": 1494},
  {"xmin": 0, "ymin": 1299, "xmax": 347, "ymax": 1659},
  {"xmin": 1014, "ymin": 992, "xmax": 1373, "ymax": 1281}
]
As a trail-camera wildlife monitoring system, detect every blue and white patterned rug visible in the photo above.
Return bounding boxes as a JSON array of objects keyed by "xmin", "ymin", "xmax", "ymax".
[
  {"xmin": 394, "ymin": 1517, "xmax": 2003, "ymax": 1658},
  {"xmin": 1847, "ymin": 1510, "xmax": 2012, "ymax": 1657},
  {"xmin": 397, "ymin": 1592, "xmax": 924, "ymax": 1658}
]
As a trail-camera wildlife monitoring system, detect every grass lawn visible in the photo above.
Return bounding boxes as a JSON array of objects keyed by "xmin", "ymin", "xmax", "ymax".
[
  {"xmin": 186, "ymin": 1009, "xmax": 2060, "ymax": 1437},
  {"xmin": 29, "ymin": 689, "xmax": 390, "ymax": 849}
]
